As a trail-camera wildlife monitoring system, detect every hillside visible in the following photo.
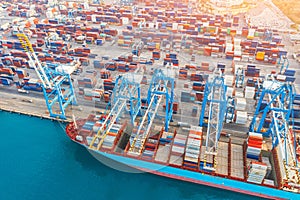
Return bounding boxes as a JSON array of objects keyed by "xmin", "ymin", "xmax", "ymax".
[{"xmin": 272, "ymin": 0, "xmax": 300, "ymax": 24}]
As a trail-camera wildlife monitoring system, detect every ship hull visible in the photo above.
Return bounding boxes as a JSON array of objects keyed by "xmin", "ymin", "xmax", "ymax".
[{"xmin": 78, "ymin": 143, "xmax": 298, "ymax": 200}]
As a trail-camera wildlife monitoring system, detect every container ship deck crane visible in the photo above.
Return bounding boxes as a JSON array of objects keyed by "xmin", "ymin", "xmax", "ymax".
[
  {"xmin": 16, "ymin": 33, "xmax": 77, "ymax": 119},
  {"xmin": 199, "ymin": 70, "xmax": 227, "ymax": 170},
  {"xmin": 128, "ymin": 68, "xmax": 175, "ymax": 155},
  {"xmin": 278, "ymin": 55, "xmax": 289, "ymax": 74},
  {"xmin": 88, "ymin": 74, "xmax": 142, "ymax": 150},
  {"xmin": 250, "ymin": 78, "xmax": 300, "ymax": 190}
]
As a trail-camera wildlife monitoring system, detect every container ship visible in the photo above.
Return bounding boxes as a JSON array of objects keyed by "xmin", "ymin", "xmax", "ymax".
[{"xmin": 66, "ymin": 70, "xmax": 300, "ymax": 200}]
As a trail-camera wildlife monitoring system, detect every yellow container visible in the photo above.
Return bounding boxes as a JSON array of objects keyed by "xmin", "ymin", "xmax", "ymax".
[
  {"xmin": 256, "ymin": 52, "xmax": 265, "ymax": 60},
  {"xmin": 117, "ymin": 39, "xmax": 124, "ymax": 45},
  {"xmin": 155, "ymin": 43, "xmax": 160, "ymax": 49},
  {"xmin": 247, "ymin": 35, "xmax": 254, "ymax": 40}
]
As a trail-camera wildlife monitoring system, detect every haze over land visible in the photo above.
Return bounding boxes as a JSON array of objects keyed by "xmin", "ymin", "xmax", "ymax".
[{"xmin": 272, "ymin": 0, "xmax": 300, "ymax": 24}]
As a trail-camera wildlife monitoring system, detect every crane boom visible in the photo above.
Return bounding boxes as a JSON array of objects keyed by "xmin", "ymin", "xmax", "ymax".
[{"xmin": 16, "ymin": 33, "xmax": 77, "ymax": 119}]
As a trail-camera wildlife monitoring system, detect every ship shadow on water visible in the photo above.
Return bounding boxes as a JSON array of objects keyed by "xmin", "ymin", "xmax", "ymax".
[{"xmin": 68, "ymin": 141, "xmax": 261, "ymax": 200}]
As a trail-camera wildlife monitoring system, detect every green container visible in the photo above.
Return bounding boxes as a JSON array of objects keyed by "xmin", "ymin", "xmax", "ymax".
[{"xmin": 227, "ymin": 28, "xmax": 231, "ymax": 35}]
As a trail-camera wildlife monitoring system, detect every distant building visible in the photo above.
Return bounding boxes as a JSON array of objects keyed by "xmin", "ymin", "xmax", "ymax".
[{"xmin": 210, "ymin": 0, "xmax": 244, "ymax": 7}]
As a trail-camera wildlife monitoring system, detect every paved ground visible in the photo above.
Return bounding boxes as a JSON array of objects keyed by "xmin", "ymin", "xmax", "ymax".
[
  {"xmin": 247, "ymin": 0, "xmax": 294, "ymax": 31},
  {"xmin": 0, "ymin": 0, "xmax": 299, "ymax": 123}
]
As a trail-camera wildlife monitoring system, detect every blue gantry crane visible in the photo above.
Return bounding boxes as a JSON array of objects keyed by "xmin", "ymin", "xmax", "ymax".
[
  {"xmin": 250, "ymin": 79, "xmax": 299, "ymax": 186},
  {"xmin": 278, "ymin": 55, "xmax": 289, "ymax": 74},
  {"xmin": 128, "ymin": 68, "xmax": 175, "ymax": 155},
  {"xmin": 89, "ymin": 74, "xmax": 142, "ymax": 150},
  {"xmin": 17, "ymin": 33, "xmax": 77, "ymax": 119},
  {"xmin": 225, "ymin": 96, "xmax": 235, "ymax": 123},
  {"xmin": 199, "ymin": 70, "xmax": 227, "ymax": 158},
  {"xmin": 264, "ymin": 29, "xmax": 273, "ymax": 41},
  {"xmin": 132, "ymin": 41, "xmax": 144, "ymax": 56},
  {"xmin": 111, "ymin": 73, "xmax": 142, "ymax": 125},
  {"xmin": 235, "ymin": 67, "xmax": 245, "ymax": 88}
]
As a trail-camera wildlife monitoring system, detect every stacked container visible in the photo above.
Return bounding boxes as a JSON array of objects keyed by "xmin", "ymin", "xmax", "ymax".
[
  {"xmin": 169, "ymin": 134, "xmax": 187, "ymax": 167},
  {"xmin": 235, "ymin": 111, "xmax": 247, "ymax": 124},
  {"xmin": 82, "ymin": 121, "xmax": 95, "ymax": 132},
  {"xmin": 244, "ymin": 86, "xmax": 255, "ymax": 99},
  {"xmin": 181, "ymin": 91, "xmax": 191, "ymax": 103},
  {"xmin": 142, "ymin": 136, "xmax": 159, "ymax": 160},
  {"xmin": 152, "ymin": 51, "xmax": 160, "ymax": 60},
  {"xmin": 103, "ymin": 79, "xmax": 115, "ymax": 91},
  {"xmin": 245, "ymin": 65, "xmax": 260, "ymax": 77},
  {"xmin": 92, "ymin": 121, "xmax": 103, "ymax": 133},
  {"xmin": 100, "ymin": 70, "xmax": 111, "ymax": 79},
  {"xmin": 102, "ymin": 124, "xmax": 122, "ymax": 150},
  {"xmin": 179, "ymin": 68, "xmax": 188, "ymax": 79},
  {"xmin": 0, "ymin": 78, "xmax": 12, "ymax": 86},
  {"xmin": 183, "ymin": 126, "xmax": 202, "ymax": 170},
  {"xmin": 0, "ymin": 68, "xmax": 15, "ymax": 76},
  {"xmin": 246, "ymin": 132, "xmax": 263, "ymax": 160},
  {"xmin": 23, "ymin": 79, "xmax": 42, "ymax": 92},
  {"xmin": 236, "ymin": 98, "xmax": 246, "ymax": 111},
  {"xmin": 15, "ymin": 69, "xmax": 27, "ymax": 79},
  {"xmin": 215, "ymin": 142, "xmax": 229, "ymax": 176},
  {"xmin": 83, "ymin": 88, "xmax": 104, "ymax": 102},
  {"xmin": 247, "ymin": 161, "xmax": 267, "ymax": 184},
  {"xmin": 154, "ymin": 131, "xmax": 174, "ymax": 163},
  {"xmin": 192, "ymin": 82, "xmax": 205, "ymax": 91},
  {"xmin": 77, "ymin": 73, "xmax": 97, "ymax": 88},
  {"xmin": 224, "ymin": 75, "xmax": 234, "ymax": 86}
]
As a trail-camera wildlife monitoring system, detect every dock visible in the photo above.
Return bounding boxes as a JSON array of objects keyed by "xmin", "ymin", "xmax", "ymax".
[{"xmin": 0, "ymin": 104, "xmax": 71, "ymax": 123}]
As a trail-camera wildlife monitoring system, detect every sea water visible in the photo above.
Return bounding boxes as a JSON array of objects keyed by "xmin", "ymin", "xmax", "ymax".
[{"xmin": 0, "ymin": 111, "xmax": 260, "ymax": 200}]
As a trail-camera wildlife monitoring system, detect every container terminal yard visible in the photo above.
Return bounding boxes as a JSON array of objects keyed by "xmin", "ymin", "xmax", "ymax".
[{"xmin": 1, "ymin": 0, "xmax": 300, "ymax": 199}]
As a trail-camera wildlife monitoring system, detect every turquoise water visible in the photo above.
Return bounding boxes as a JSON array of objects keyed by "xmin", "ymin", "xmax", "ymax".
[{"xmin": 0, "ymin": 111, "xmax": 259, "ymax": 200}]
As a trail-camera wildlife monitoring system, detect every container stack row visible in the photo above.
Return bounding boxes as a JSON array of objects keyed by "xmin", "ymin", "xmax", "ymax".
[
  {"xmin": 246, "ymin": 132, "xmax": 263, "ymax": 160},
  {"xmin": 199, "ymin": 146, "xmax": 214, "ymax": 172},
  {"xmin": 102, "ymin": 124, "xmax": 122, "ymax": 150},
  {"xmin": 141, "ymin": 134, "xmax": 160, "ymax": 160},
  {"xmin": 77, "ymin": 72, "xmax": 97, "ymax": 88},
  {"xmin": 183, "ymin": 126, "xmax": 202, "ymax": 170},
  {"xmin": 22, "ymin": 78, "xmax": 42, "ymax": 92},
  {"xmin": 82, "ymin": 88, "xmax": 104, "ymax": 102},
  {"xmin": 247, "ymin": 161, "xmax": 268, "ymax": 184},
  {"xmin": 169, "ymin": 133, "xmax": 187, "ymax": 167},
  {"xmin": 230, "ymin": 144, "xmax": 244, "ymax": 180},
  {"xmin": 215, "ymin": 142, "xmax": 229, "ymax": 176},
  {"xmin": 154, "ymin": 131, "xmax": 174, "ymax": 163}
]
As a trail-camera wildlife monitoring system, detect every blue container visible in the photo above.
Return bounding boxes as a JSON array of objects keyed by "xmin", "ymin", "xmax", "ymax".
[
  {"xmin": 284, "ymin": 70, "xmax": 295, "ymax": 76},
  {"xmin": 285, "ymin": 76, "xmax": 295, "ymax": 82}
]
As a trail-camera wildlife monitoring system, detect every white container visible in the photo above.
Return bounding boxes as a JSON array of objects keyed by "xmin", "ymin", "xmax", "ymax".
[
  {"xmin": 224, "ymin": 75, "xmax": 234, "ymax": 86},
  {"xmin": 245, "ymin": 86, "xmax": 255, "ymax": 99},
  {"xmin": 226, "ymin": 87, "xmax": 234, "ymax": 97},
  {"xmin": 172, "ymin": 23, "xmax": 178, "ymax": 30},
  {"xmin": 234, "ymin": 38, "xmax": 241, "ymax": 46},
  {"xmin": 148, "ymin": 22, "xmax": 154, "ymax": 29},
  {"xmin": 249, "ymin": 132, "xmax": 263, "ymax": 138},
  {"xmin": 242, "ymin": 55, "xmax": 249, "ymax": 62},
  {"xmin": 235, "ymin": 91, "xmax": 244, "ymax": 98},
  {"xmin": 156, "ymin": 22, "xmax": 160, "ymax": 29},
  {"xmin": 234, "ymin": 45, "xmax": 242, "ymax": 51},
  {"xmin": 234, "ymin": 50, "xmax": 242, "ymax": 56},
  {"xmin": 248, "ymin": 28, "xmax": 255, "ymax": 37},
  {"xmin": 236, "ymin": 98, "xmax": 247, "ymax": 111},
  {"xmin": 276, "ymin": 75, "xmax": 286, "ymax": 81},
  {"xmin": 235, "ymin": 111, "xmax": 247, "ymax": 124}
]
